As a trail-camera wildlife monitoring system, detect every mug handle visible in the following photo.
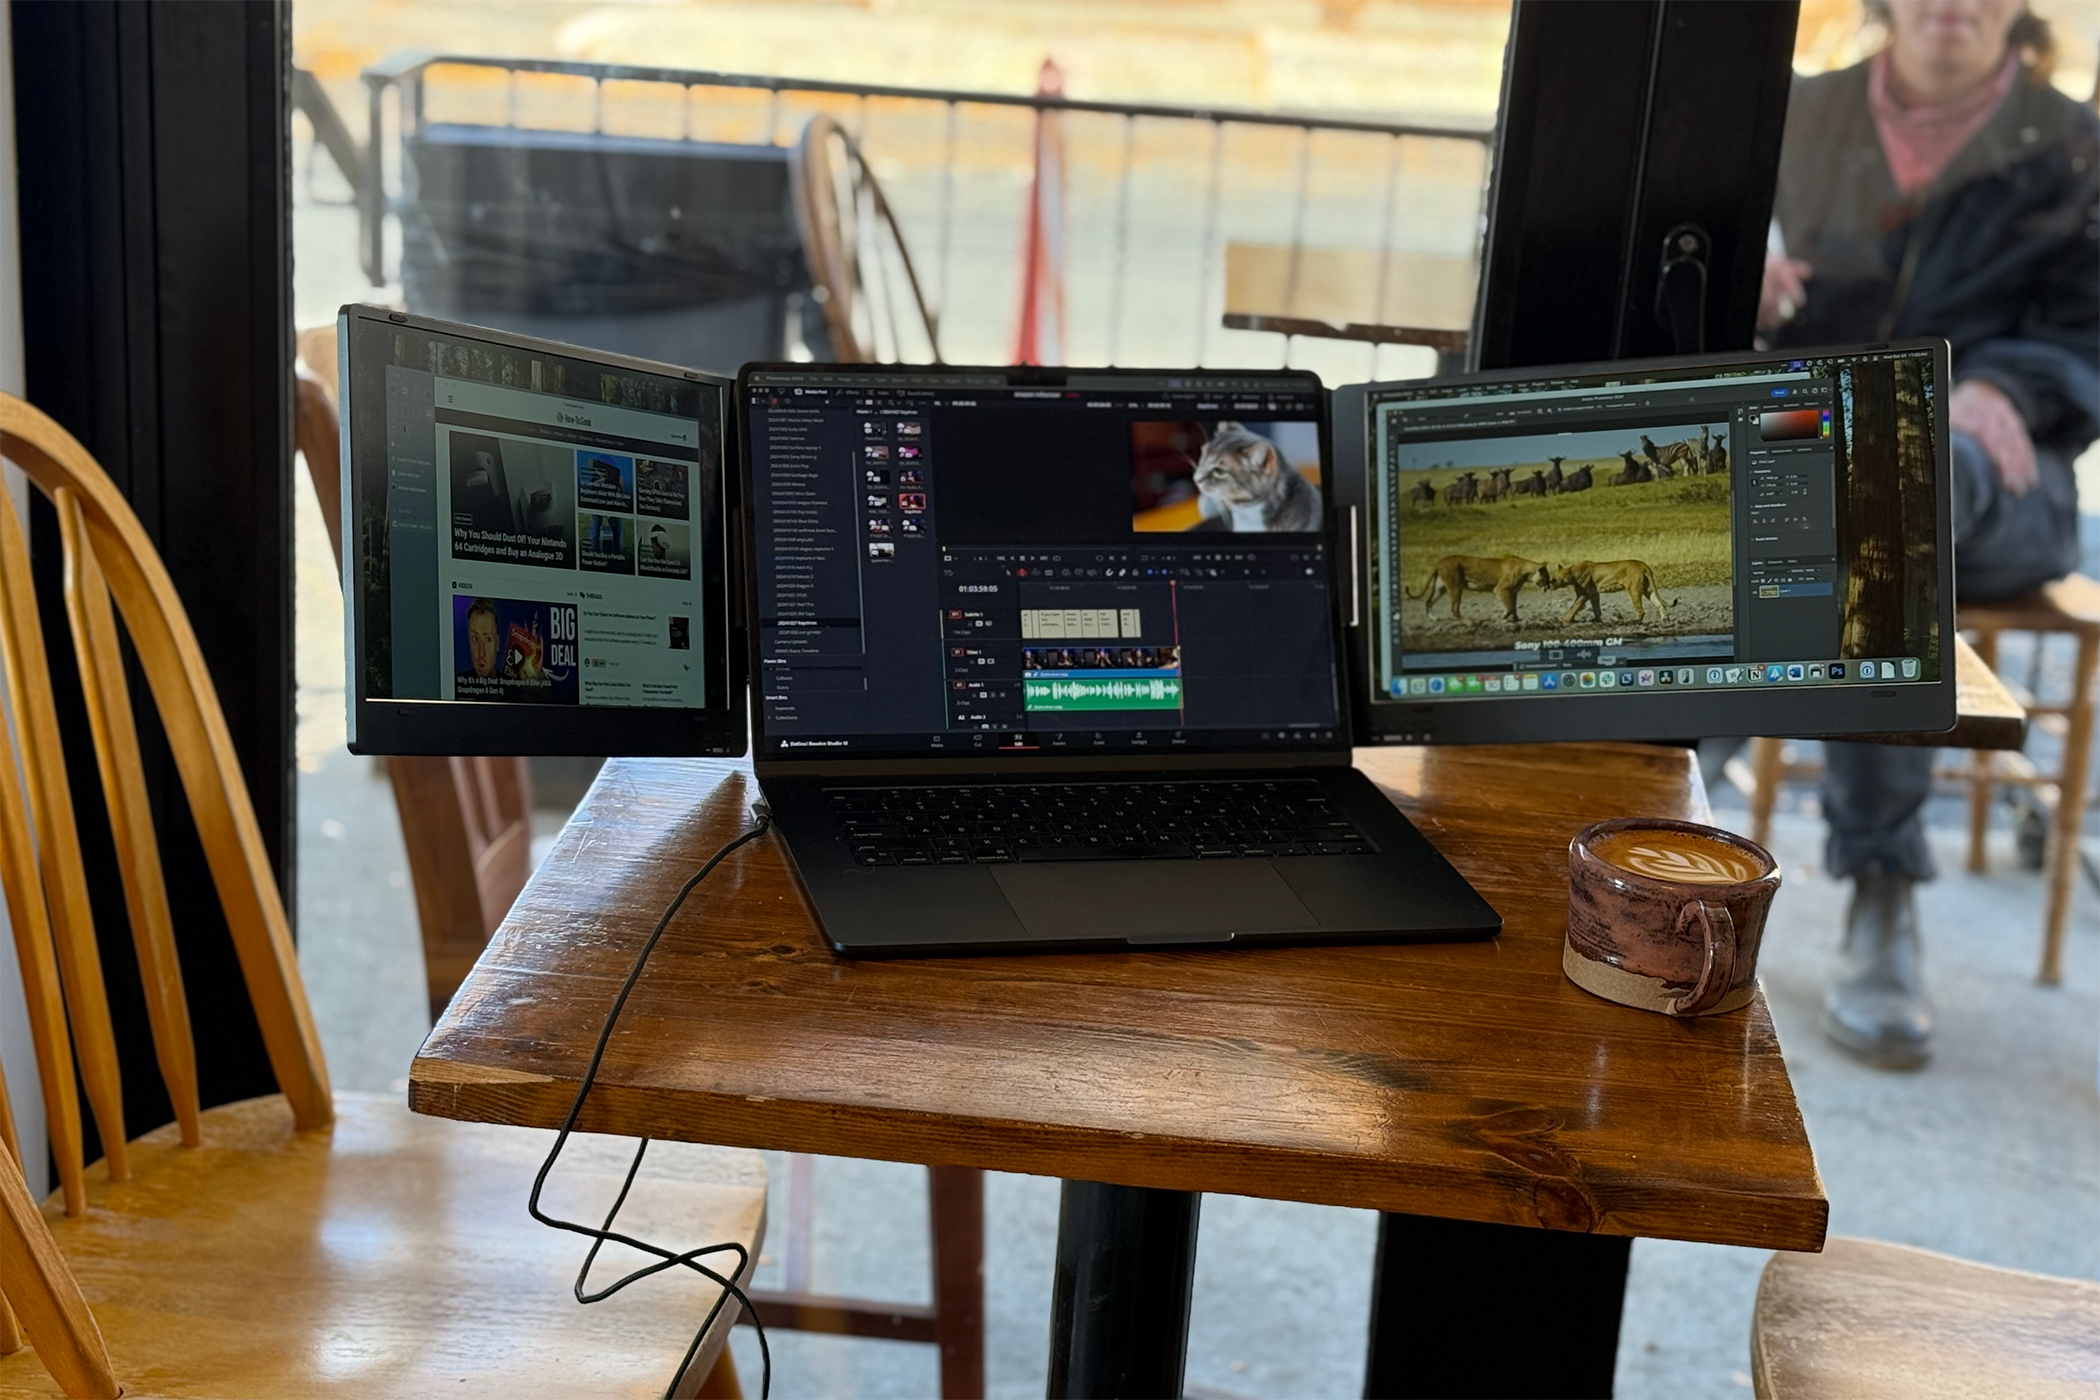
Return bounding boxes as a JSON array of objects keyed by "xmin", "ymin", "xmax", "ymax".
[{"xmin": 1668, "ymin": 900, "xmax": 1738, "ymax": 1016}]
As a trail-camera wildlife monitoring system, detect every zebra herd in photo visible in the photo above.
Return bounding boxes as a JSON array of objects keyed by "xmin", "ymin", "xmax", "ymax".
[{"xmin": 1407, "ymin": 426, "xmax": 1730, "ymax": 507}]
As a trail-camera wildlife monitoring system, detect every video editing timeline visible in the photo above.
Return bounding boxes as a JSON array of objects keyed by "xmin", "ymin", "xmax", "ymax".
[
  {"xmin": 1367, "ymin": 347, "xmax": 1941, "ymax": 707},
  {"xmin": 938, "ymin": 546, "xmax": 1335, "ymax": 741},
  {"xmin": 747, "ymin": 370, "xmax": 1341, "ymax": 754}
]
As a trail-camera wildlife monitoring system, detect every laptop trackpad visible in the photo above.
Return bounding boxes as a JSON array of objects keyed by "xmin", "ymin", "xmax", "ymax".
[{"xmin": 991, "ymin": 861, "xmax": 1319, "ymax": 941}]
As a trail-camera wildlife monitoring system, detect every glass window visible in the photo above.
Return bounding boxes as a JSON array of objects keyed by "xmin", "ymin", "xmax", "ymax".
[{"xmin": 286, "ymin": 10, "xmax": 1515, "ymax": 1395}]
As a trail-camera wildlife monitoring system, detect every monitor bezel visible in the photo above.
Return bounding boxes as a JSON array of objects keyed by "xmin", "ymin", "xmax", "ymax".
[
  {"xmin": 341, "ymin": 304, "xmax": 748, "ymax": 757},
  {"xmin": 1332, "ymin": 338, "xmax": 1958, "ymax": 747},
  {"xmin": 735, "ymin": 361, "xmax": 1354, "ymax": 770}
]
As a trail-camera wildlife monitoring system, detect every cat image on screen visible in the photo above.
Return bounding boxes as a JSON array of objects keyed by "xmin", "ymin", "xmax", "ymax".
[{"xmin": 1193, "ymin": 422, "xmax": 1319, "ymax": 533}]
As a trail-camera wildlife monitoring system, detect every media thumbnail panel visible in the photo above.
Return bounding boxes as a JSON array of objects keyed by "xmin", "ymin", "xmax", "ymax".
[
  {"xmin": 452, "ymin": 595, "xmax": 580, "ymax": 704},
  {"xmin": 448, "ymin": 432, "xmax": 577, "ymax": 569}
]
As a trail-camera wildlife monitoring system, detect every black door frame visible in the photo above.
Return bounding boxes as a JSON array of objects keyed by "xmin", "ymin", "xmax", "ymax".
[
  {"xmin": 1368, "ymin": 4, "xmax": 1799, "ymax": 1397},
  {"xmin": 1474, "ymin": 0, "xmax": 1800, "ymax": 370},
  {"xmin": 12, "ymin": 0, "xmax": 294, "ymax": 1146}
]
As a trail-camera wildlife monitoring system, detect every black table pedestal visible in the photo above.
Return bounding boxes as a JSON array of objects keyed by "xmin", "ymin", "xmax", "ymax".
[
  {"xmin": 1365, "ymin": 1213, "xmax": 1633, "ymax": 1398},
  {"xmin": 1047, "ymin": 1181, "xmax": 1202, "ymax": 1399}
]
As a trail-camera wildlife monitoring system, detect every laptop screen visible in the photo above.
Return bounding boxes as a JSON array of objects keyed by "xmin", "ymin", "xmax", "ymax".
[
  {"xmin": 744, "ymin": 368, "xmax": 1342, "ymax": 759},
  {"xmin": 1361, "ymin": 343, "xmax": 1945, "ymax": 710}
]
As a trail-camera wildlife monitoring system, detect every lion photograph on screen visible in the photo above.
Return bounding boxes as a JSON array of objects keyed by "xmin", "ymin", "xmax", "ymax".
[{"xmin": 1393, "ymin": 423, "xmax": 1733, "ymax": 653}]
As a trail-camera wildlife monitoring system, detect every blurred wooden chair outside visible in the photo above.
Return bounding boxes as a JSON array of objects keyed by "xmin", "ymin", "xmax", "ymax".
[
  {"xmin": 789, "ymin": 114, "xmax": 942, "ymax": 364},
  {"xmin": 1751, "ymin": 1236, "xmax": 2100, "ymax": 1399},
  {"xmin": 1742, "ymin": 586, "xmax": 2095, "ymax": 986},
  {"xmin": 0, "ymin": 392, "xmax": 764, "ymax": 1397},
  {"xmin": 296, "ymin": 328, "xmax": 535, "ymax": 1022},
  {"xmin": 296, "ymin": 324, "xmax": 986, "ymax": 1395}
]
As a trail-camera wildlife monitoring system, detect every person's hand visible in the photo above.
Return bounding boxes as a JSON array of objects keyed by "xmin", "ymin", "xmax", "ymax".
[
  {"xmin": 1758, "ymin": 250, "xmax": 1813, "ymax": 330},
  {"xmin": 1950, "ymin": 378, "xmax": 2036, "ymax": 498}
]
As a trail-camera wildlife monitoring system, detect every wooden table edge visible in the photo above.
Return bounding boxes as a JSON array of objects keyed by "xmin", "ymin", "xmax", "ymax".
[
  {"xmin": 1851, "ymin": 635, "xmax": 2026, "ymax": 749},
  {"xmin": 406, "ymin": 1053, "xmax": 1830, "ymax": 1255}
]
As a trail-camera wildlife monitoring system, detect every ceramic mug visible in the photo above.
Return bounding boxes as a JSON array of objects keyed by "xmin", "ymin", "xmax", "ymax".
[{"xmin": 1563, "ymin": 817, "xmax": 1780, "ymax": 1016}]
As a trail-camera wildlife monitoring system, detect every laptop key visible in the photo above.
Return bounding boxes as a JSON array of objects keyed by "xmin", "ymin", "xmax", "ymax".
[{"xmin": 829, "ymin": 779, "xmax": 1370, "ymax": 864}]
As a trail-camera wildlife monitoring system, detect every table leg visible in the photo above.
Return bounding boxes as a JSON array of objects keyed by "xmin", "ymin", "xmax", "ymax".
[
  {"xmin": 1363, "ymin": 1213, "xmax": 1631, "ymax": 1399},
  {"xmin": 1046, "ymin": 1181, "xmax": 1201, "ymax": 1400}
]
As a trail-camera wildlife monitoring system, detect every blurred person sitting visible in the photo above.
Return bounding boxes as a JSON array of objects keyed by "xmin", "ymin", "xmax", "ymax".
[{"xmin": 1761, "ymin": 0, "xmax": 2097, "ymax": 1068}]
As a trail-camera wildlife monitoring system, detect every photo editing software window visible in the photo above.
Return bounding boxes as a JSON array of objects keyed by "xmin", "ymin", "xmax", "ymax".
[
  {"xmin": 747, "ymin": 372, "xmax": 1341, "ymax": 755},
  {"xmin": 361, "ymin": 328, "xmax": 717, "ymax": 709},
  {"xmin": 1368, "ymin": 347, "xmax": 1942, "ymax": 703}
]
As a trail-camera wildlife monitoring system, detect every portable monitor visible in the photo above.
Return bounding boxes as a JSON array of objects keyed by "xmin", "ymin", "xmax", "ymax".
[
  {"xmin": 341, "ymin": 306, "xmax": 745, "ymax": 755},
  {"xmin": 1331, "ymin": 340, "xmax": 1957, "ymax": 745}
]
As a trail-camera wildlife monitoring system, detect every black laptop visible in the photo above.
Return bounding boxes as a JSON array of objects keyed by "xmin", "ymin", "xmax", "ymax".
[{"xmin": 738, "ymin": 363, "xmax": 1499, "ymax": 956}]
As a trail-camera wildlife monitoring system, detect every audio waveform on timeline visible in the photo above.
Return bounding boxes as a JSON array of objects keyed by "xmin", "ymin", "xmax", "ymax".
[{"xmin": 1022, "ymin": 676, "xmax": 1184, "ymax": 712}]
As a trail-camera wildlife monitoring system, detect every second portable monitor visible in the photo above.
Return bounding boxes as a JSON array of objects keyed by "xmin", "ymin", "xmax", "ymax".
[{"xmin": 1331, "ymin": 340, "xmax": 1957, "ymax": 745}]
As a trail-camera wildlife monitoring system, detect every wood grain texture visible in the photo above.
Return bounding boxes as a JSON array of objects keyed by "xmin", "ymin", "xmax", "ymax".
[
  {"xmin": 292, "ymin": 366, "xmax": 343, "ymax": 568},
  {"xmin": 0, "ymin": 393, "xmax": 332, "ymax": 1130},
  {"xmin": 0, "ymin": 1055, "xmax": 27, "ymax": 1358},
  {"xmin": 412, "ymin": 744, "xmax": 1828, "ymax": 1252},
  {"xmin": 0, "ymin": 1093, "xmax": 766, "ymax": 1400},
  {"xmin": 0, "ymin": 486, "xmax": 127, "ymax": 1182},
  {"xmin": 389, "ymin": 755, "xmax": 536, "ymax": 1021},
  {"xmin": 0, "ymin": 575, "xmax": 87, "ymax": 1214},
  {"xmin": 0, "ymin": 1151, "xmax": 116, "ymax": 1398},
  {"xmin": 1752, "ymin": 1236, "xmax": 2100, "ymax": 1399},
  {"xmin": 57, "ymin": 494, "xmax": 201, "ymax": 1148}
]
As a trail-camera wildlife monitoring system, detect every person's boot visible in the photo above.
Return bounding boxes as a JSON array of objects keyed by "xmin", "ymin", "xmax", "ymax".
[{"xmin": 1823, "ymin": 871, "xmax": 1933, "ymax": 1068}]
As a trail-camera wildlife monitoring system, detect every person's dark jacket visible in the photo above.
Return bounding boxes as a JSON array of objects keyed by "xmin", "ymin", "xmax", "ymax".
[{"xmin": 1772, "ymin": 62, "xmax": 2099, "ymax": 469}]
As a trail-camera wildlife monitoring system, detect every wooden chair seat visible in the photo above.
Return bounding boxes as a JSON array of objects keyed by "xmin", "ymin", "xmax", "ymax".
[
  {"xmin": 0, "ymin": 1093, "xmax": 765, "ymax": 1399},
  {"xmin": 1741, "ymin": 594, "xmax": 2087, "ymax": 985},
  {"xmin": 1752, "ymin": 1236, "xmax": 2100, "ymax": 1399},
  {"xmin": 1960, "ymin": 574, "xmax": 2100, "ymax": 636}
]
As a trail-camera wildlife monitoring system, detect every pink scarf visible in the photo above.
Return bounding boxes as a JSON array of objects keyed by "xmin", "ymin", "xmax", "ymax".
[{"xmin": 1868, "ymin": 49, "xmax": 2019, "ymax": 196}]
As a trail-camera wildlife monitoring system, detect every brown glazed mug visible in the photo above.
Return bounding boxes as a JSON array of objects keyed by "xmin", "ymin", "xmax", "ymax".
[{"xmin": 1563, "ymin": 817, "xmax": 1781, "ymax": 1016}]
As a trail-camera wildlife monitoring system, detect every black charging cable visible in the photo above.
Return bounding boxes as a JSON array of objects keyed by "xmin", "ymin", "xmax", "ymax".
[{"xmin": 528, "ymin": 803, "xmax": 775, "ymax": 1400}]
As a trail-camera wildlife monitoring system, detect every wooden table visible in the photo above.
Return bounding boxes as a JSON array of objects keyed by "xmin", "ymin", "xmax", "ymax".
[{"xmin": 411, "ymin": 743, "xmax": 1826, "ymax": 1398}]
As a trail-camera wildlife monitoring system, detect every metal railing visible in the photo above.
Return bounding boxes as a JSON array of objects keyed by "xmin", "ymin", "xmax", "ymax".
[{"xmin": 349, "ymin": 52, "xmax": 1496, "ymax": 370}]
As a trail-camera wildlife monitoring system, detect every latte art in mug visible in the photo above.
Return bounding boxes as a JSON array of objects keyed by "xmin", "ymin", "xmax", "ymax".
[{"xmin": 1591, "ymin": 828, "xmax": 1763, "ymax": 884}]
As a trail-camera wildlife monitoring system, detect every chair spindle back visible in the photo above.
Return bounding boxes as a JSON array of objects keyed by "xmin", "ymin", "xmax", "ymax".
[{"xmin": 0, "ymin": 393, "xmax": 332, "ymax": 1224}]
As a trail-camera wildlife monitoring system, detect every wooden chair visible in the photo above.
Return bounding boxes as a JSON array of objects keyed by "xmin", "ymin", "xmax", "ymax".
[
  {"xmin": 0, "ymin": 392, "xmax": 765, "ymax": 1398},
  {"xmin": 295, "ymin": 328, "xmax": 538, "ymax": 1020},
  {"xmin": 789, "ymin": 113, "xmax": 942, "ymax": 364},
  {"xmin": 297, "ymin": 329, "xmax": 988, "ymax": 1392},
  {"xmin": 1744, "ymin": 583, "xmax": 2100, "ymax": 986},
  {"xmin": 1954, "ymin": 579, "xmax": 2100, "ymax": 985},
  {"xmin": 1751, "ymin": 1236, "xmax": 2100, "ymax": 1398}
]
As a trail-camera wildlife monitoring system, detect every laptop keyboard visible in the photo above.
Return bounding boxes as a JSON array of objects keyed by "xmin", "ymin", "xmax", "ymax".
[{"xmin": 829, "ymin": 779, "xmax": 1374, "ymax": 867}]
